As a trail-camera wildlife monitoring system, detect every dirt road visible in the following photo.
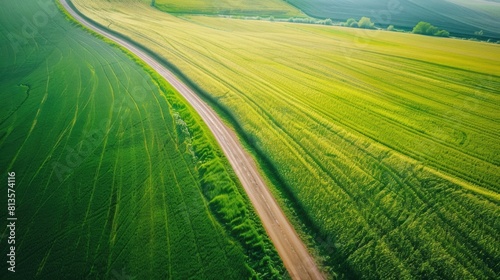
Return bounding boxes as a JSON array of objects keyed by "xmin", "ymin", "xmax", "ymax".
[{"xmin": 60, "ymin": 1, "xmax": 325, "ymax": 278}]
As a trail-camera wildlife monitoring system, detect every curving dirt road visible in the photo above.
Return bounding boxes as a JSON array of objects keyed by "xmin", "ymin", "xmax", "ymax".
[{"xmin": 60, "ymin": 1, "xmax": 325, "ymax": 279}]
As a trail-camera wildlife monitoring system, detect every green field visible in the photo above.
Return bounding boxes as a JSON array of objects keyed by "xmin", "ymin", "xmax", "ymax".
[
  {"xmin": 287, "ymin": 0, "xmax": 500, "ymax": 39},
  {"xmin": 154, "ymin": 0, "xmax": 303, "ymax": 17},
  {"xmin": 0, "ymin": 0, "xmax": 284, "ymax": 278},
  {"xmin": 446, "ymin": 0, "xmax": 500, "ymax": 20},
  {"xmin": 71, "ymin": 0, "xmax": 500, "ymax": 278}
]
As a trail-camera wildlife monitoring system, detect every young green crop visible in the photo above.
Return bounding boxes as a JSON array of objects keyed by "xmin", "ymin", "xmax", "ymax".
[
  {"xmin": 72, "ymin": 0, "xmax": 500, "ymax": 278},
  {"xmin": 287, "ymin": 0, "xmax": 500, "ymax": 39},
  {"xmin": 0, "ymin": 0, "xmax": 284, "ymax": 278}
]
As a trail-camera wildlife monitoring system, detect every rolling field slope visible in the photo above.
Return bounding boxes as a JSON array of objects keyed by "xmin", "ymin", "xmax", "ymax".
[
  {"xmin": 447, "ymin": 0, "xmax": 500, "ymax": 18},
  {"xmin": 287, "ymin": 0, "xmax": 500, "ymax": 39},
  {"xmin": 0, "ymin": 0, "xmax": 284, "ymax": 278},
  {"xmin": 72, "ymin": 0, "xmax": 500, "ymax": 278},
  {"xmin": 154, "ymin": 0, "xmax": 303, "ymax": 17}
]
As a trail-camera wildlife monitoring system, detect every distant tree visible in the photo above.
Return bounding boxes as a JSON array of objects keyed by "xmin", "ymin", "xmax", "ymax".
[
  {"xmin": 412, "ymin": 21, "xmax": 449, "ymax": 37},
  {"xmin": 387, "ymin": 25, "xmax": 395, "ymax": 31},
  {"xmin": 346, "ymin": 18, "xmax": 357, "ymax": 27},
  {"xmin": 358, "ymin": 17, "xmax": 375, "ymax": 29},
  {"xmin": 290, "ymin": 17, "xmax": 315, "ymax": 24},
  {"xmin": 435, "ymin": 30, "xmax": 450, "ymax": 37},
  {"xmin": 412, "ymin": 22, "xmax": 436, "ymax": 35},
  {"xmin": 344, "ymin": 17, "xmax": 375, "ymax": 29},
  {"xmin": 324, "ymin": 18, "xmax": 333, "ymax": 25},
  {"xmin": 269, "ymin": 16, "xmax": 275, "ymax": 22}
]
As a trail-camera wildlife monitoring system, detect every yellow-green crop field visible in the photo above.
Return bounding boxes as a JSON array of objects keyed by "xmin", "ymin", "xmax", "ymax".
[
  {"xmin": 73, "ymin": 0, "xmax": 500, "ymax": 278},
  {"xmin": 154, "ymin": 0, "xmax": 303, "ymax": 17}
]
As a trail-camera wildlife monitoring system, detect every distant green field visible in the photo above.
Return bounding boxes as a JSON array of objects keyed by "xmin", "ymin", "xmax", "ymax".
[
  {"xmin": 287, "ymin": 0, "xmax": 500, "ymax": 39},
  {"xmin": 71, "ymin": 0, "xmax": 500, "ymax": 278},
  {"xmin": 447, "ymin": 0, "xmax": 500, "ymax": 18},
  {"xmin": 0, "ymin": 0, "xmax": 284, "ymax": 278},
  {"xmin": 154, "ymin": 0, "xmax": 303, "ymax": 17}
]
